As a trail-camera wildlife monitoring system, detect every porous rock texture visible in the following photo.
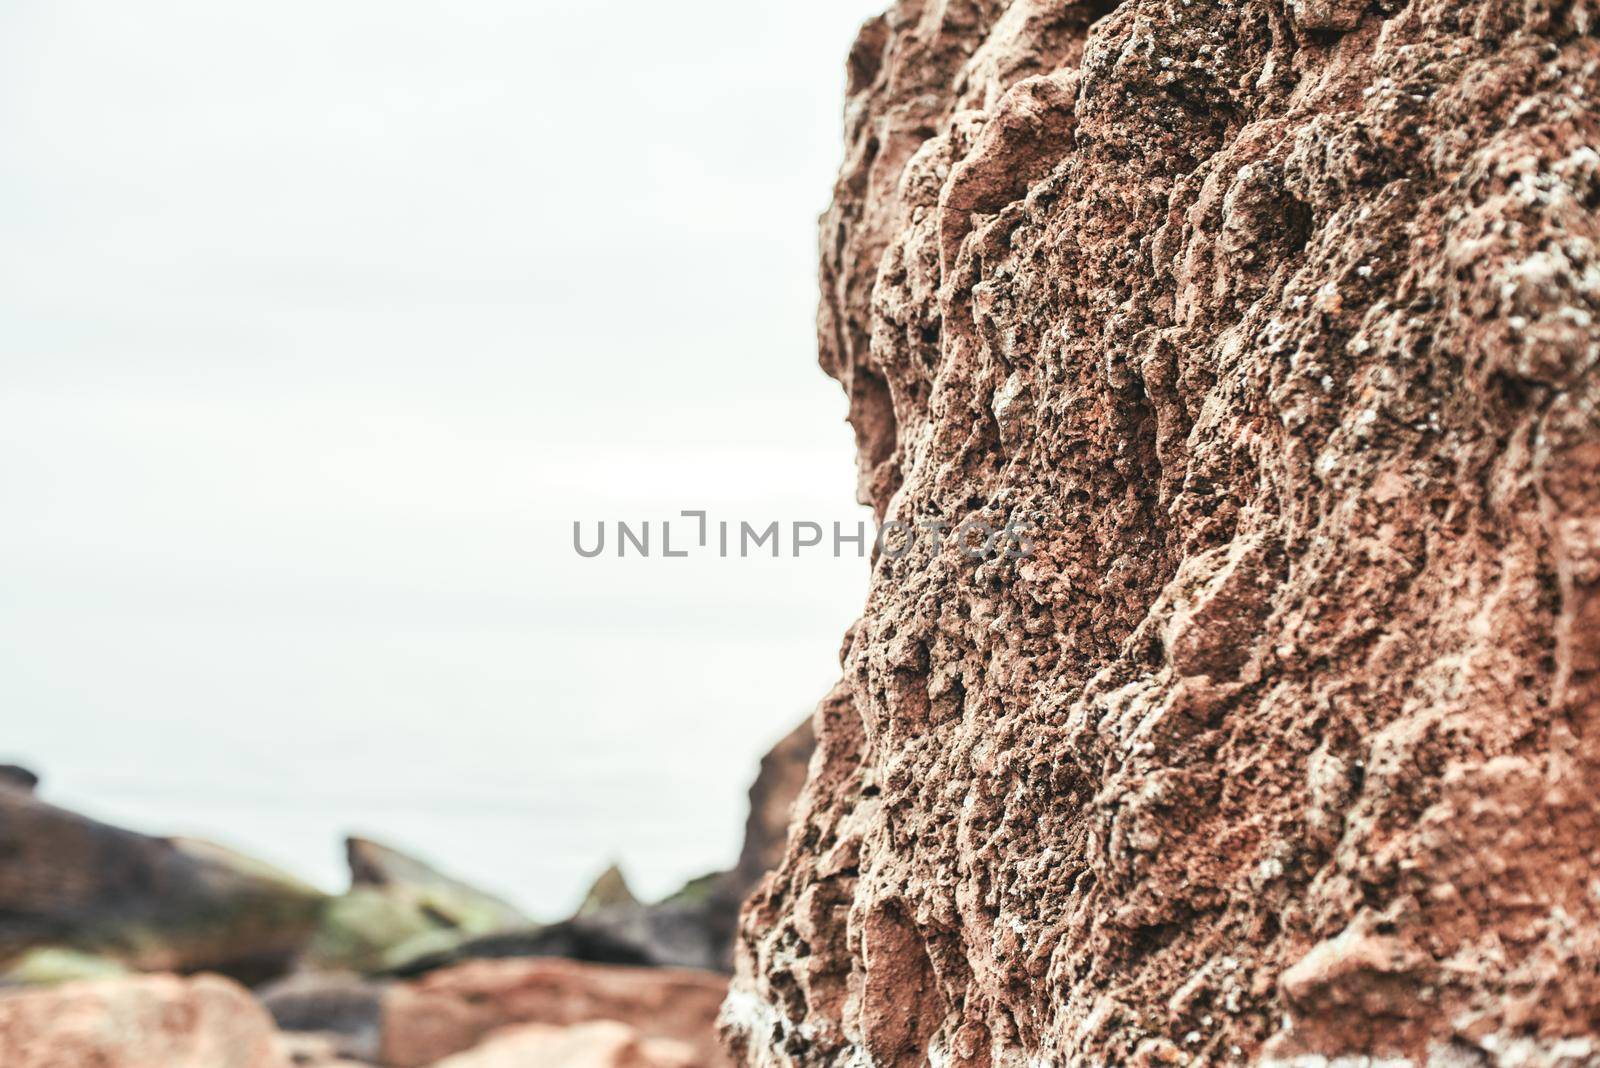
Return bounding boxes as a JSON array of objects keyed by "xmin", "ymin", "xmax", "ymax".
[{"xmin": 729, "ymin": 1, "xmax": 1600, "ymax": 1066}]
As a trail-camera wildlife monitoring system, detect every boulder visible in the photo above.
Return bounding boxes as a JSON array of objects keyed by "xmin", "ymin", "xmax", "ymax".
[
  {"xmin": 305, "ymin": 839, "xmax": 527, "ymax": 974},
  {"xmin": 379, "ymin": 958, "xmax": 729, "ymax": 1068},
  {"xmin": 428, "ymin": 1021, "xmax": 697, "ymax": 1068},
  {"xmin": 0, "ymin": 973, "xmax": 288, "ymax": 1068},
  {"xmin": 0, "ymin": 785, "xmax": 326, "ymax": 983},
  {"xmin": 345, "ymin": 839, "xmax": 525, "ymax": 930}
]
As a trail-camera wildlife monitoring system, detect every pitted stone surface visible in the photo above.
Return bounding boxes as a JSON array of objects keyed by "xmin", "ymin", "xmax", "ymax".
[{"xmin": 729, "ymin": 1, "xmax": 1600, "ymax": 1065}]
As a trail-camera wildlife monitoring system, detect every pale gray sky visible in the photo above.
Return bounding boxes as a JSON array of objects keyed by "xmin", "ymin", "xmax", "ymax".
[{"xmin": 0, "ymin": 0, "xmax": 885, "ymax": 913}]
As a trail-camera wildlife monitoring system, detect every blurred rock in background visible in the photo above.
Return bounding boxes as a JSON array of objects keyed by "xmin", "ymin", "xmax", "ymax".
[
  {"xmin": 0, "ymin": 773, "xmax": 325, "ymax": 985},
  {"xmin": 0, "ymin": 716, "xmax": 814, "ymax": 1066}
]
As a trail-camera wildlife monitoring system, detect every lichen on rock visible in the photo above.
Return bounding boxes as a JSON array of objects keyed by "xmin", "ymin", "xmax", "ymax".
[{"xmin": 729, "ymin": 0, "xmax": 1600, "ymax": 1065}]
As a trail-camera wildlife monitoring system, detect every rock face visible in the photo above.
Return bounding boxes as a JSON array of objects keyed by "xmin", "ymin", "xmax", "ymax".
[
  {"xmin": 0, "ymin": 974, "xmax": 288, "ymax": 1068},
  {"xmin": 380, "ymin": 957, "xmax": 731, "ymax": 1068},
  {"xmin": 730, "ymin": 1, "xmax": 1600, "ymax": 1066},
  {"xmin": 0, "ymin": 783, "xmax": 326, "ymax": 983}
]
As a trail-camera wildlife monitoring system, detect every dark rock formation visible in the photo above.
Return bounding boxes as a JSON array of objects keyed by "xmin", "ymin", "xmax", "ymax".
[
  {"xmin": 396, "ymin": 717, "xmax": 815, "ymax": 977},
  {"xmin": 0, "ymin": 785, "xmax": 326, "ymax": 984},
  {"xmin": 0, "ymin": 766, "xmax": 38, "ymax": 794},
  {"xmin": 386, "ymin": 916, "xmax": 658, "ymax": 978},
  {"xmin": 730, "ymin": 1, "xmax": 1600, "ymax": 1065}
]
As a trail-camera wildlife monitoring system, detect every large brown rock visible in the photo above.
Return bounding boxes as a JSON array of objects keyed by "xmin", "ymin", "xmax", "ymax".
[
  {"xmin": 380, "ymin": 958, "xmax": 730, "ymax": 1068},
  {"xmin": 0, "ymin": 784, "xmax": 327, "ymax": 982},
  {"xmin": 731, "ymin": 1, "xmax": 1600, "ymax": 1066},
  {"xmin": 0, "ymin": 973, "xmax": 288, "ymax": 1068}
]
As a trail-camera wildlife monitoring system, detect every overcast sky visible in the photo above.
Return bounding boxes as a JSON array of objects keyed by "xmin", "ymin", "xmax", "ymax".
[{"xmin": 0, "ymin": 0, "xmax": 885, "ymax": 913}]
